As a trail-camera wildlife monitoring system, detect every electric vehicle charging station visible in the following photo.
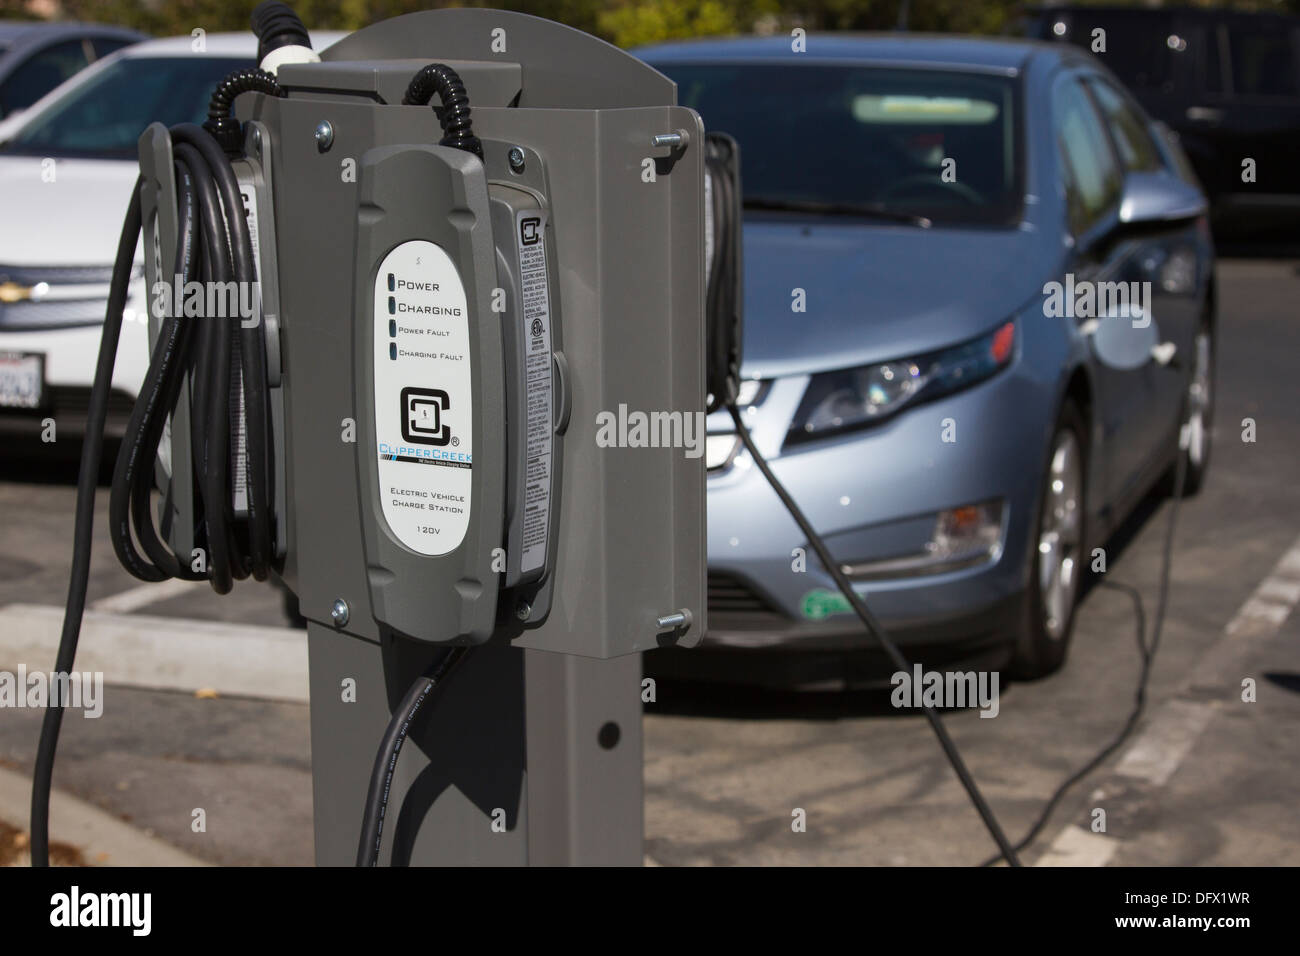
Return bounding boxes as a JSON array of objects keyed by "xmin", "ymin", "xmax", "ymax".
[{"xmin": 122, "ymin": 7, "xmax": 711, "ymax": 865}]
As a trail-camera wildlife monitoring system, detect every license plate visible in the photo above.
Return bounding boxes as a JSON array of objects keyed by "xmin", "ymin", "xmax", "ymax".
[{"xmin": 0, "ymin": 351, "xmax": 45, "ymax": 409}]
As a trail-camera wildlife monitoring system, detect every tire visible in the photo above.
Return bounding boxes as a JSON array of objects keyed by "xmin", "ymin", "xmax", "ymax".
[
  {"xmin": 1011, "ymin": 399, "xmax": 1088, "ymax": 680},
  {"xmin": 1170, "ymin": 310, "xmax": 1214, "ymax": 497}
]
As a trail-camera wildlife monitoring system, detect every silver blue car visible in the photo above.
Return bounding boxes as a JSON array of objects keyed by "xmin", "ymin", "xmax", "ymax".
[{"xmin": 639, "ymin": 35, "xmax": 1215, "ymax": 684}]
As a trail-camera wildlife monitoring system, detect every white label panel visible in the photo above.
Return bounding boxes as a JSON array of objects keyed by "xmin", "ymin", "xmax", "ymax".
[
  {"xmin": 373, "ymin": 240, "xmax": 473, "ymax": 555},
  {"xmin": 515, "ymin": 211, "xmax": 553, "ymax": 573},
  {"xmin": 230, "ymin": 184, "xmax": 261, "ymax": 515}
]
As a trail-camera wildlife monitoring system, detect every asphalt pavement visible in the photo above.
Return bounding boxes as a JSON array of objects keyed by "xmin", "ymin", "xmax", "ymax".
[{"xmin": 0, "ymin": 257, "xmax": 1296, "ymax": 866}]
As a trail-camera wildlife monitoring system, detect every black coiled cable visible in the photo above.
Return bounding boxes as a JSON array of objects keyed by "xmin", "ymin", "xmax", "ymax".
[
  {"xmin": 402, "ymin": 63, "xmax": 483, "ymax": 159},
  {"xmin": 33, "ymin": 111, "xmax": 280, "ymax": 864},
  {"xmin": 109, "ymin": 122, "xmax": 275, "ymax": 594},
  {"xmin": 204, "ymin": 67, "xmax": 283, "ymax": 155}
]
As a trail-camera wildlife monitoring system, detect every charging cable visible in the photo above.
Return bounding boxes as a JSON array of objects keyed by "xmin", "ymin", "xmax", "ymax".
[
  {"xmin": 978, "ymin": 434, "xmax": 1187, "ymax": 865},
  {"xmin": 355, "ymin": 648, "xmax": 469, "ymax": 867},
  {"xmin": 725, "ymin": 402, "xmax": 1023, "ymax": 866},
  {"xmin": 31, "ymin": 85, "xmax": 281, "ymax": 861}
]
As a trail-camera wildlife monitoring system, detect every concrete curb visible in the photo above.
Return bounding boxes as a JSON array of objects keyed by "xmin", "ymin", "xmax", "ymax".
[{"xmin": 0, "ymin": 765, "xmax": 209, "ymax": 867}]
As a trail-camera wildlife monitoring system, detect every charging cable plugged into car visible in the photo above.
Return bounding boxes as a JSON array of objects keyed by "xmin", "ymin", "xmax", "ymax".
[{"xmin": 29, "ymin": 0, "xmax": 1195, "ymax": 869}]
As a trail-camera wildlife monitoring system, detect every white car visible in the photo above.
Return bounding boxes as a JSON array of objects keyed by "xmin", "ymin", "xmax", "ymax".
[{"xmin": 0, "ymin": 32, "xmax": 339, "ymax": 443}]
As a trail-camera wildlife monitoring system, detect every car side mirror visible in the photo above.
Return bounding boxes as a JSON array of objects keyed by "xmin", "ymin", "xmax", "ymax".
[{"xmin": 1118, "ymin": 171, "xmax": 1206, "ymax": 228}]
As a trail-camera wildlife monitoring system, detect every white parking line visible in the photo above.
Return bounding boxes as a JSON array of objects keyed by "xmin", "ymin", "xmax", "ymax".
[
  {"xmin": 1034, "ymin": 825, "xmax": 1119, "ymax": 867},
  {"xmin": 1114, "ymin": 699, "xmax": 1215, "ymax": 787},
  {"xmin": 90, "ymin": 577, "xmax": 201, "ymax": 614},
  {"xmin": 1036, "ymin": 532, "xmax": 1300, "ymax": 864}
]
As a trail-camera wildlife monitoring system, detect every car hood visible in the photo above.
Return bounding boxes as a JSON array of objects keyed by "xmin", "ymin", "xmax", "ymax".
[
  {"xmin": 740, "ymin": 216, "xmax": 1057, "ymax": 378},
  {"xmin": 0, "ymin": 156, "xmax": 139, "ymax": 265}
]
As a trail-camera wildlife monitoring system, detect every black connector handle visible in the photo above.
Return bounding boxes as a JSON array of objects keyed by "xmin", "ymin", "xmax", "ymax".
[{"xmin": 251, "ymin": 0, "xmax": 312, "ymax": 66}]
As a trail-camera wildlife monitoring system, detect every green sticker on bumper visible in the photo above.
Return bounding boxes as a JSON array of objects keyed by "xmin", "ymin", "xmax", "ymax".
[{"xmin": 801, "ymin": 588, "xmax": 852, "ymax": 621}]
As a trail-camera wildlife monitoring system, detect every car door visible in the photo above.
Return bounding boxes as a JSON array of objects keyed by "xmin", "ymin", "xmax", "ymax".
[
  {"xmin": 1084, "ymin": 75, "xmax": 1201, "ymax": 468},
  {"xmin": 1050, "ymin": 71, "xmax": 1150, "ymax": 507}
]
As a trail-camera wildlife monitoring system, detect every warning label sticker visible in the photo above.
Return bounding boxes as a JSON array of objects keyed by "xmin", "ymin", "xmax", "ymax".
[
  {"xmin": 230, "ymin": 183, "xmax": 261, "ymax": 516},
  {"xmin": 516, "ymin": 210, "xmax": 553, "ymax": 573}
]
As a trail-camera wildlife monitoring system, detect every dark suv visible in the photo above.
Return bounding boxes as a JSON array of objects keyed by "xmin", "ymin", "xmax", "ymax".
[{"xmin": 1023, "ymin": 5, "xmax": 1300, "ymax": 238}]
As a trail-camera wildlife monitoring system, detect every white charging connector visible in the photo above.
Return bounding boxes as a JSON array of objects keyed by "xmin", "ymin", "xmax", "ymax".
[{"xmin": 259, "ymin": 44, "xmax": 319, "ymax": 75}]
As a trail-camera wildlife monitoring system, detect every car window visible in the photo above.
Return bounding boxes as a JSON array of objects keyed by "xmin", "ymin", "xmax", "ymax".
[
  {"xmin": 3, "ymin": 56, "xmax": 252, "ymax": 158},
  {"xmin": 658, "ymin": 63, "xmax": 1022, "ymax": 226},
  {"xmin": 0, "ymin": 38, "xmax": 91, "ymax": 118},
  {"xmin": 1052, "ymin": 75, "xmax": 1123, "ymax": 236},
  {"xmin": 91, "ymin": 37, "xmax": 135, "ymax": 61},
  {"xmin": 1086, "ymin": 79, "xmax": 1162, "ymax": 172},
  {"xmin": 1228, "ymin": 27, "xmax": 1300, "ymax": 97}
]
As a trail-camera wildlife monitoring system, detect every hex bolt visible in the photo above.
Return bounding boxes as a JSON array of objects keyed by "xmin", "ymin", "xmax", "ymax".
[
  {"xmin": 330, "ymin": 598, "xmax": 349, "ymax": 628},
  {"xmin": 314, "ymin": 121, "xmax": 334, "ymax": 152},
  {"xmin": 651, "ymin": 130, "xmax": 686, "ymax": 149},
  {"xmin": 516, "ymin": 600, "xmax": 532, "ymax": 621},
  {"xmin": 656, "ymin": 609, "xmax": 691, "ymax": 631},
  {"xmin": 507, "ymin": 146, "xmax": 526, "ymax": 173}
]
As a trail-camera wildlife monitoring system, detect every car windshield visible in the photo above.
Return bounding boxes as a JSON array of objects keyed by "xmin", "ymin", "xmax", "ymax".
[
  {"xmin": 2, "ymin": 56, "xmax": 251, "ymax": 158},
  {"xmin": 656, "ymin": 63, "xmax": 1023, "ymax": 226}
]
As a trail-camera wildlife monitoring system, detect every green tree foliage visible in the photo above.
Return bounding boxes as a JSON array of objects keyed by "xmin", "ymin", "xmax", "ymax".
[
  {"xmin": 597, "ymin": 1, "xmax": 759, "ymax": 48},
  {"xmin": 9, "ymin": 0, "xmax": 1300, "ymax": 48}
]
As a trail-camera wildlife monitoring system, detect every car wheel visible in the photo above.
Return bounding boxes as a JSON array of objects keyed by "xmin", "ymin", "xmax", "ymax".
[
  {"xmin": 1172, "ymin": 312, "xmax": 1214, "ymax": 497},
  {"xmin": 1012, "ymin": 400, "xmax": 1087, "ymax": 680}
]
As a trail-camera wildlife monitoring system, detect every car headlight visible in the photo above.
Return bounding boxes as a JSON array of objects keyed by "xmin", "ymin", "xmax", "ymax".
[{"xmin": 788, "ymin": 320, "xmax": 1015, "ymax": 443}]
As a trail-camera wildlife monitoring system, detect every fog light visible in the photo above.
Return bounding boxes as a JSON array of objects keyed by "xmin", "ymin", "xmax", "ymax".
[
  {"xmin": 706, "ymin": 434, "xmax": 739, "ymax": 470},
  {"xmin": 928, "ymin": 500, "xmax": 1003, "ymax": 563},
  {"xmin": 839, "ymin": 499, "xmax": 1004, "ymax": 581}
]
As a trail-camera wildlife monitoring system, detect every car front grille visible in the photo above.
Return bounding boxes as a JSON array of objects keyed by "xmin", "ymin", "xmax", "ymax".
[
  {"xmin": 0, "ymin": 385, "xmax": 136, "ymax": 437},
  {"xmin": 0, "ymin": 262, "xmax": 138, "ymax": 331},
  {"xmin": 707, "ymin": 571, "xmax": 791, "ymax": 631}
]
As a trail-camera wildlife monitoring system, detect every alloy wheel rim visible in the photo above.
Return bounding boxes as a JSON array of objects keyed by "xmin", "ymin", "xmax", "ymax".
[
  {"xmin": 1185, "ymin": 330, "xmax": 1211, "ymax": 467},
  {"xmin": 1038, "ymin": 430, "xmax": 1082, "ymax": 642}
]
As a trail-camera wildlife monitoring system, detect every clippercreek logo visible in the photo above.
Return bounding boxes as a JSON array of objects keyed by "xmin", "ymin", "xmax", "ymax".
[{"xmin": 401, "ymin": 386, "xmax": 452, "ymax": 445}]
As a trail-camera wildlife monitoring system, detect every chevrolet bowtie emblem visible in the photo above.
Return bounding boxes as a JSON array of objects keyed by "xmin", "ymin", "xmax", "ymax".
[{"xmin": 0, "ymin": 281, "xmax": 33, "ymax": 304}]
